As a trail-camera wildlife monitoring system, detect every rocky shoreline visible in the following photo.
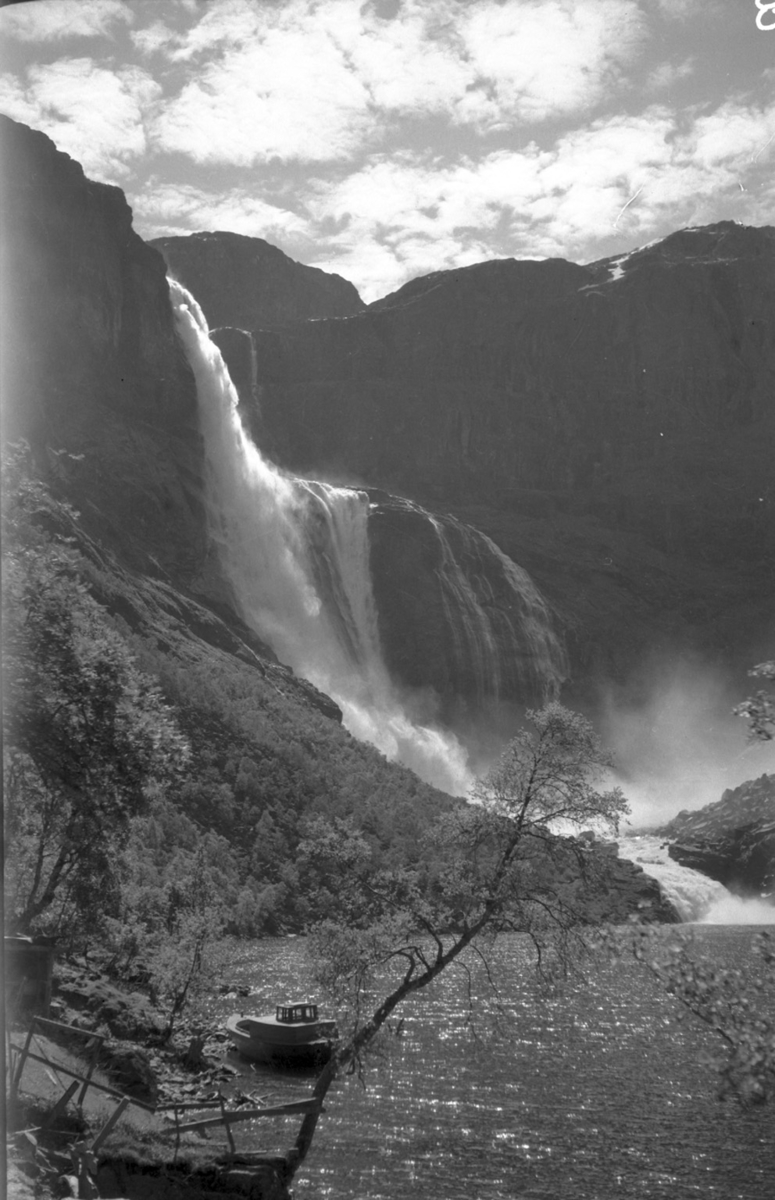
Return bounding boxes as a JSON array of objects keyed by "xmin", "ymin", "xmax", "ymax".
[
  {"xmin": 658, "ymin": 774, "xmax": 775, "ymax": 900},
  {"xmin": 49, "ymin": 960, "xmax": 256, "ymax": 1109},
  {"xmin": 8, "ymin": 957, "xmax": 295, "ymax": 1200}
]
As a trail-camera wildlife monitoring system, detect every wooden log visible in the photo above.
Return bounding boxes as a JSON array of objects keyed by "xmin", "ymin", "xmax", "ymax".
[
  {"xmin": 11, "ymin": 1025, "xmax": 35, "ymax": 1098},
  {"xmin": 219, "ymin": 1093, "xmax": 236, "ymax": 1157},
  {"xmin": 32, "ymin": 1017, "xmax": 107, "ymax": 1042},
  {"xmin": 91, "ymin": 1097, "xmax": 131, "ymax": 1154},
  {"xmin": 77, "ymin": 1034, "xmax": 102, "ymax": 1110},
  {"xmin": 171, "ymin": 1099, "xmax": 323, "ymax": 1134},
  {"xmin": 8, "ymin": 1043, "xmax": 155, "ymax": 1111},
  {"xmin": 42, "ymin": 1080, "xmax": 79, "ymax": 1129}
]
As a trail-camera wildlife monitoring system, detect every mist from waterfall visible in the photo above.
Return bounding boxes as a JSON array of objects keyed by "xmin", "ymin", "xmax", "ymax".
[{"xmin": 171, "ymin": 280, "xmax": 473, "ymax": 795}]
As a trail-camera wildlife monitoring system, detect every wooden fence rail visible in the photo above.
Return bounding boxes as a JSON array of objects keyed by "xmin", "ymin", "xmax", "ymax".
[
  {"xmin": 9, "ymin": 1013, "xmax": 322, "ymax": 1173},
  {"xmin": 8, "ymin": 1042, "xmax": 157, "ymax": 1111},
  {"xmin": 168, "ymin": 1098, "xmax": 323, "ymax": 1134}
]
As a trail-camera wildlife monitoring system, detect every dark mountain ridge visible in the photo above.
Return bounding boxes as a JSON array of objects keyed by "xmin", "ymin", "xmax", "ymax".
[{"xmin": 151, "ymin": 230, "xmax": 365, "ymax": 329}]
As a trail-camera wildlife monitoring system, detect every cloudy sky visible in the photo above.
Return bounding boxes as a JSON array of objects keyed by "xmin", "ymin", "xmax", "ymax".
[{"xmin": 1, "ymin": 0, "xmax": 773, "ymax": 301}]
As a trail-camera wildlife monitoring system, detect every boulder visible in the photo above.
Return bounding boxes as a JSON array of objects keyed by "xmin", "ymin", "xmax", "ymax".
[
  {"xmin": 98, "ymin": 1042, "xmax": 158, "ymax": 1105},
  {"xmin": 668, "ymin": 824, "xmax": 775, "ymax": 895}
]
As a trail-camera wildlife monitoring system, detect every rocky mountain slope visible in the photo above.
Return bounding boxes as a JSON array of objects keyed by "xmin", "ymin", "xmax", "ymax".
[{"xmin": 658, "ymin": 774, "xmax": 775, "ymax": 897}]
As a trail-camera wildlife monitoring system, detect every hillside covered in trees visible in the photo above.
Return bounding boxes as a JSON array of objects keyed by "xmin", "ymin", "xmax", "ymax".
[{"xmin": 2, "ymin": 452, "xmax": 457, "ymax": 949}]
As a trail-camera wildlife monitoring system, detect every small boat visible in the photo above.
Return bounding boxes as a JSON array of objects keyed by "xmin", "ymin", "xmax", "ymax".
[{"xmin": 226, "ymin": 1001, "xmax": 338, "ymax": 1067}]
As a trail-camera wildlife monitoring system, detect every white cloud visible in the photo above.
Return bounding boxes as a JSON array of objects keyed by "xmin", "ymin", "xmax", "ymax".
[
  {"xmin": 459, "ymin": 0, "xmax": 645, "ymax": 126},
  {"xmin": 147, "ymin": 0, "xmax": 266, "ymax": 61},
  {"xmin": 149, "ymin": 17, "xmax": 374, "ymax": 164},
  {"xmin": 689, "ymin": 101, "xmax": 775, "ymax": 168},
  {"xmin": 130, "ymin": 20, "xmax": 180, "ymax": 57},
  {"xmin": 0, "ymin": 59, "xmax": 159, "ymax": 180},
  {"xmin": 296, "ymin": 97, "xmax": 775, "ymax": 298},
  {"xmin": 135, "ymin": 182, "xmax": 311, "ymax": 242},
  {"xmin": 649, "ymin": 0, "xmax": 709, "ymax": 19},
  {"xmin": 645, "ymin": 57, "xmax": 695, "ymax": 92},
  {"xmin": 142, "ymin": 0, "xmax": 648, "ymax": 166},
  {"xmin": 0, "ymin": 0, "xmax": 132, "ymax": 41},
  {"xmin": 331, "ymin": 0, "xmax": 474, "ymax": 118},
  {"xmin": 305, "ymin": 118, "xmax": 671, "ymax": 256}
]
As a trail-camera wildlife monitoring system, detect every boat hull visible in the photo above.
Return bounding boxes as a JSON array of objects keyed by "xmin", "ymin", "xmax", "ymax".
[{"xmin": 226, "ymin": 1013, "xmax": 337, "ymax": 1067}]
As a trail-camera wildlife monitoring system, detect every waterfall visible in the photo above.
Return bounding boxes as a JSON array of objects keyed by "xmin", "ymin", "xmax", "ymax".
[
  {"xmin": 171, "ymin": 280, "xmax": 472, "ymax": 795},
  {"xmin": 428, "ymin": 513, "xmax": 567, "ymax": 705},
  {"xmin": 429, "ymin": 514, "xmax": 503, "ymax": 703},
  {"xmin": 616, "ymin": 836, "xmax": 769, "ymax": 923}
]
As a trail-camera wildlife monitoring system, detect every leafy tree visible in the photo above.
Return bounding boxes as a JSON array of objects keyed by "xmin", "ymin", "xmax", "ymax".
[
  {"xmin": 143, "ymin": 850, "xmax": 226, "ymax": 1043},
  {"xmin": 2, "ymin": 456, "xmax": 190, "ymax": 935},
  {"xmin": 622, "ymin": 927, "xmax": 775, "ymax": 1106},
  {"xmin": 735, "ymin": 661, "xmax": 775, "ymax": 741},
  {"xmin": 282, "ymin": 704, "xmax": 628, "ymax": 1181}
]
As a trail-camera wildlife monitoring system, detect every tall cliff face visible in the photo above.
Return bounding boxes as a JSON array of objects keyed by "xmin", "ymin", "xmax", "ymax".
[
  {"xmin": 0, "ymin": 116, "xmax": 342, "ymax": 717},
  {"xmin": 249, "ymin": 230, "xmax": 775, "ymax": 543},
  {"xmin": 0, "ymin": 115, "xmax": 206, "ymax": 586}
]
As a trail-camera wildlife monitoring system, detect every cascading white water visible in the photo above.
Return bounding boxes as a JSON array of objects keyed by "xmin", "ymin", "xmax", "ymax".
[
  {"xmin": 617, "ymin": 836, "xmax": 775, "ymax": 923},
  {"xmin": 380, "ymin": 494, "xmax": 567, "ymax": 709},
  {"xmin": 429, "ymin": 515, "xmax": 504, "ymax": 702},
  {"xmin": 171, "ymin": 280, "xmax": 472, "ymax": 795},
  {"xmin": 429, "ymin": 514, "xmax": 567, "ymax": 704},
  {"xmin": 482, "ymin": 532, "xmax": 568, "ymax": 696}
]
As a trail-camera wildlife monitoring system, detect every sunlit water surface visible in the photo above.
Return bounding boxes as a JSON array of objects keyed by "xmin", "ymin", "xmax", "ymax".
[{"xmin": 202, "ymin": 930, "xmax": 773, "ymax": 1200}]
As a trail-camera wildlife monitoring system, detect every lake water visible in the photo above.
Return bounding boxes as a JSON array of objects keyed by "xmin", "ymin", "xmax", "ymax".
[{"xmin": 203, "ymin": 928, "xmax": 774, "ymax": 1200}]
